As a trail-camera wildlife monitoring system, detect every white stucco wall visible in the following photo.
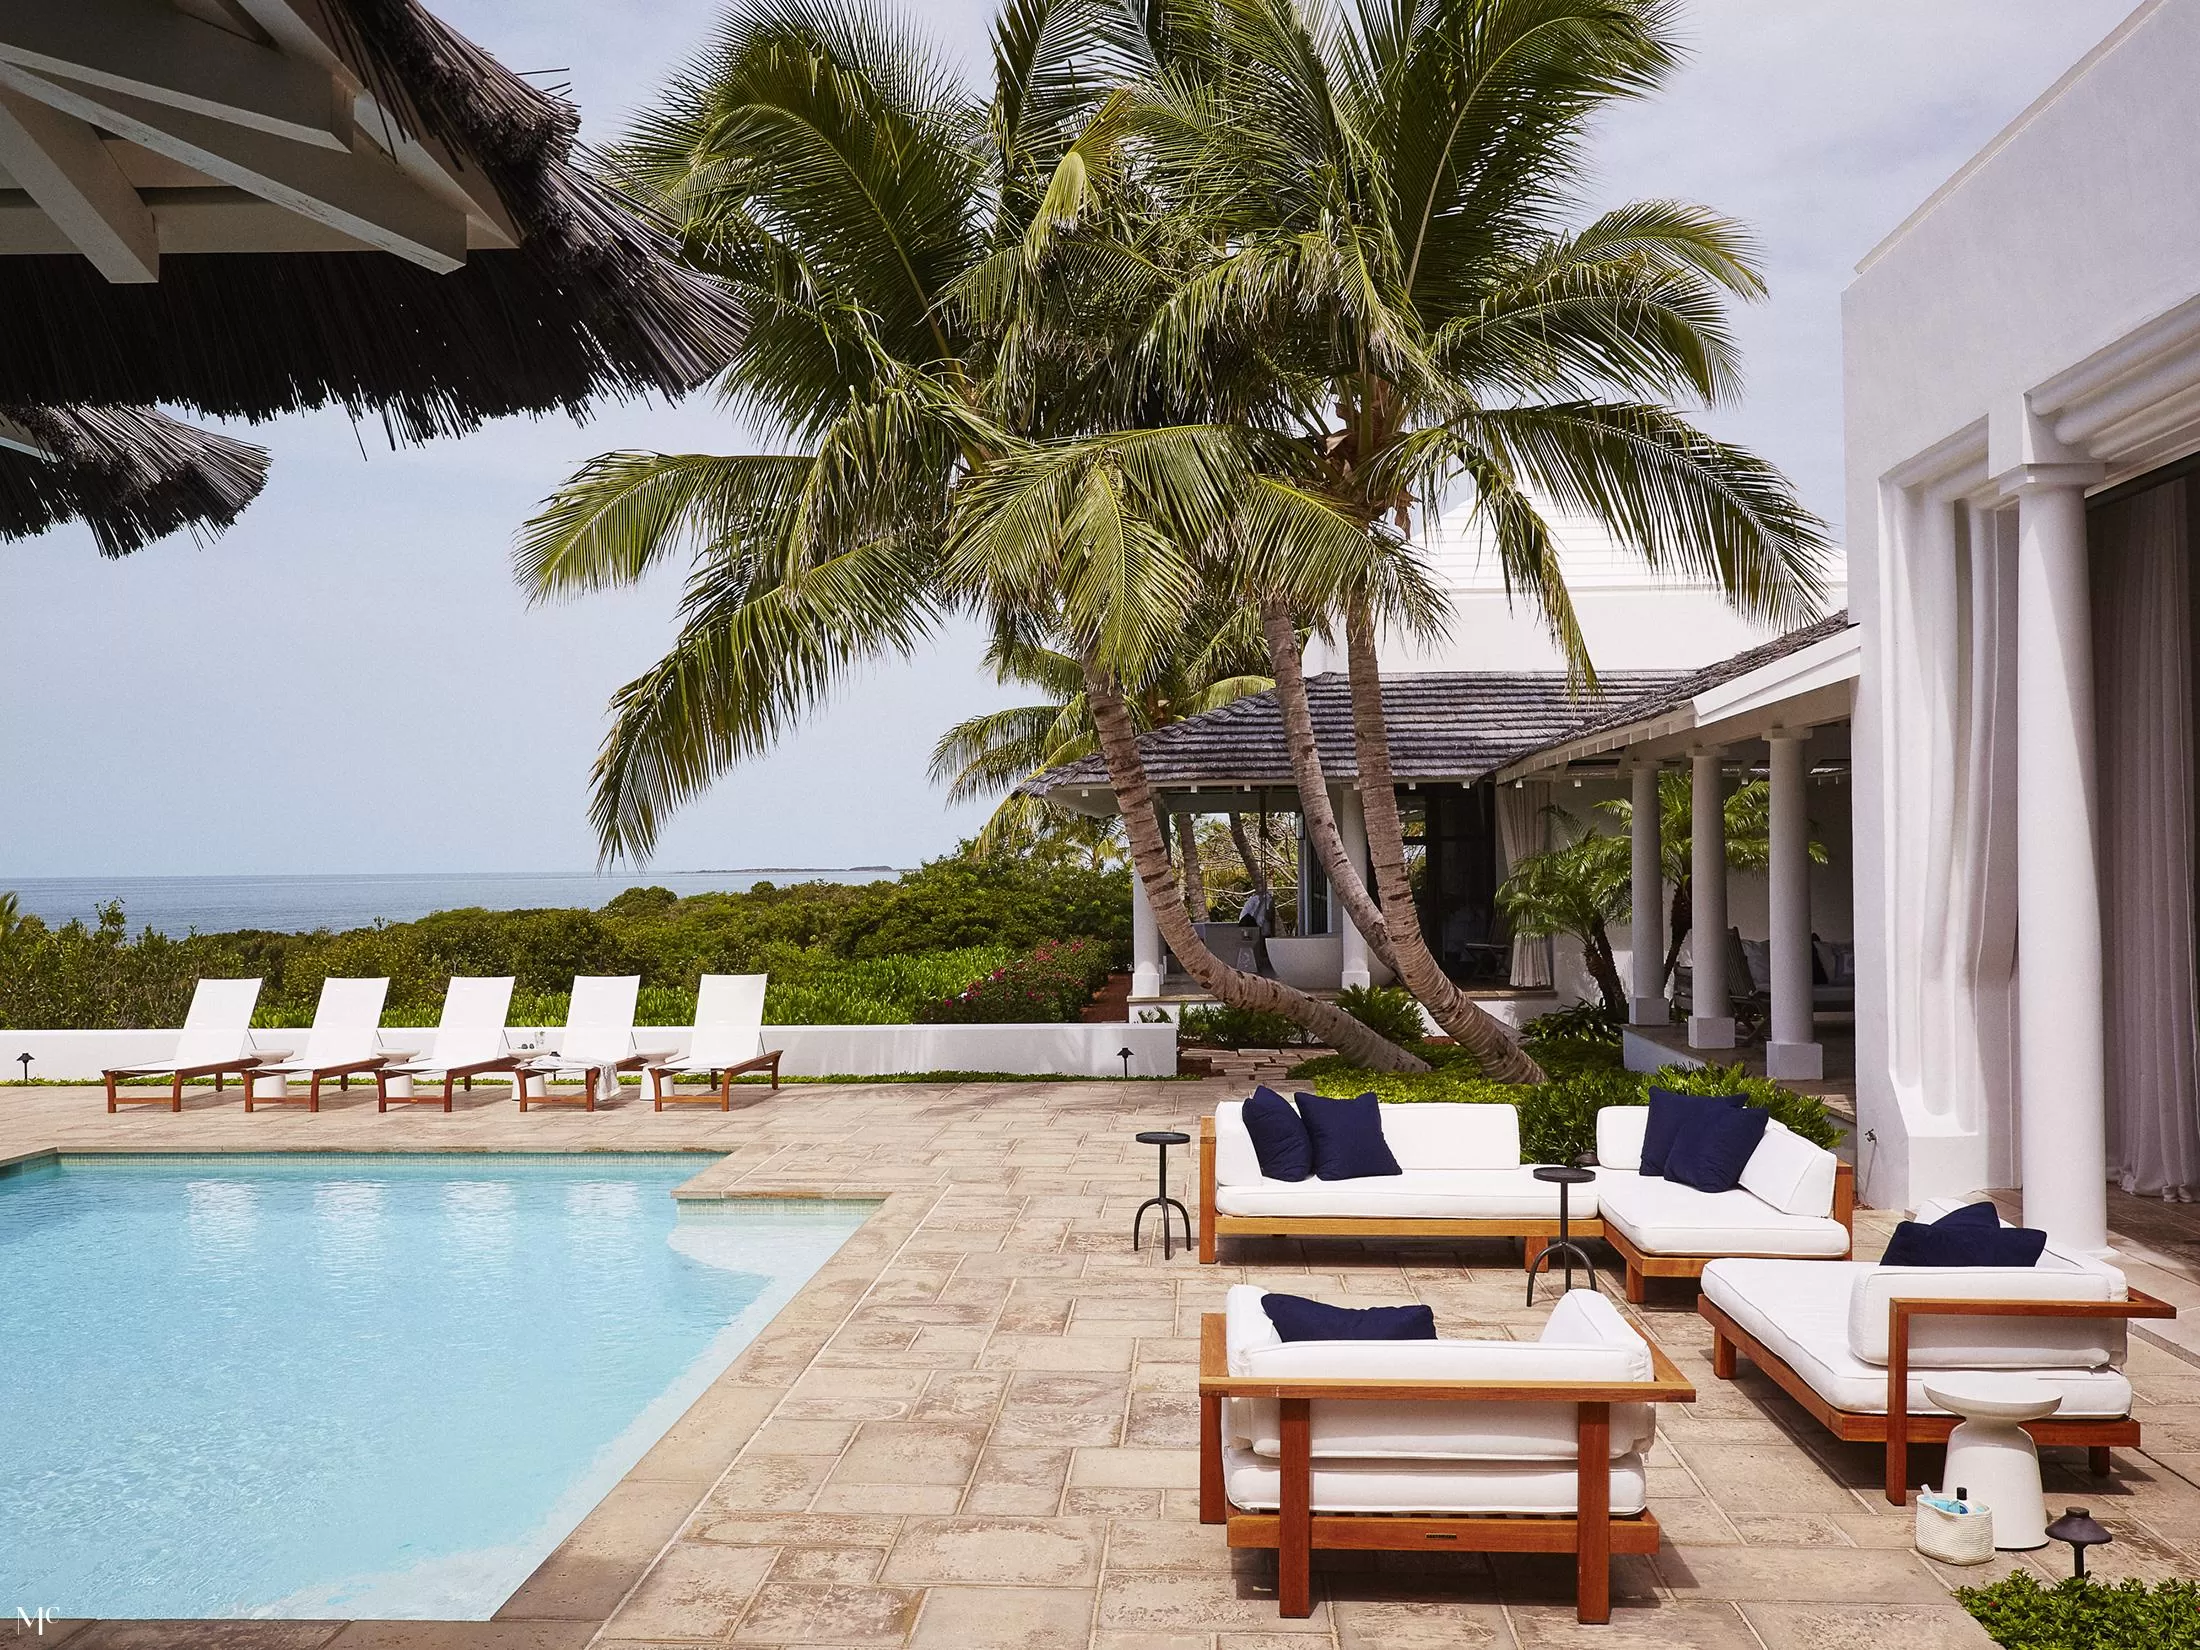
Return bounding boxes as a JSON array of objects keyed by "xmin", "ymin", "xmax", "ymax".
[{"xmin": 1845, "ymin": 0, "xmax": 2200, "ymax": 1210}]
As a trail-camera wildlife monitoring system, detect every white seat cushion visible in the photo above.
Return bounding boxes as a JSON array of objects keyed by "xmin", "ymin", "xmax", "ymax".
[
  {"xmin": 1222, "ymin": 1442, "xmax": 1648, "ymax": 1516},
  {"xmin": 1598, "ymin": 1169, "xmax": 1848, "ymax": 1257},
  {"xmin": 1213, "ymin": 1168, "xmax": 1594, "ymax": 1220},
  {"xmin": 1738, "ymin": 1120, "xmax": 1839, "ymax": 1217},
  {"xmin": 1701, "ymin": 1259, "xmax": 2132, "ymax": 1417},
  {"xmin": 1596, "ymin": 1105, "xmax": 1649, "ymax": 1171},
  {"xmin": 1847, "ymin": 1251, "xmax": 2127, "ymax": 1368},
  {"xmin": 1214, "ymin": 1099, "xmax": 1523, "ymax": 1188}
]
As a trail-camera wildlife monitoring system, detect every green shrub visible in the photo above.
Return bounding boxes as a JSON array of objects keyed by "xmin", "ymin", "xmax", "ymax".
[
  {"xmin": 913, "ymin": 939, "xmax": 1112, "ymax": 1024},
  {"xmin": 1334, "ymin": 985, "xmax": 1426, "ymax": 1048},
  {"xmin": 1958, "ymin": 1572, "xmax": 2200, "ymax": 1649},
  {"xmin": 1177, "ymin": 1002, "xmax": 1311, "ymax": 1048},
  {"xmin": 1520, "ymin": 1001, "xmax": 1627, "ymax": 1079},
  {"xmin": 1637, "ymin": 1062, "xmax": 1842, "ymax": 1149},
  {"xmin": 1523, "ymin": 1001, "xmax": 1625, "ymax": 1044}
]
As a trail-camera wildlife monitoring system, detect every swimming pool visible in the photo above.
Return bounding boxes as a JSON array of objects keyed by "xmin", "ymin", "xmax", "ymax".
[{"xmin": 0, "ymin": 1153, "xmax": 870, "ymax": 1620}]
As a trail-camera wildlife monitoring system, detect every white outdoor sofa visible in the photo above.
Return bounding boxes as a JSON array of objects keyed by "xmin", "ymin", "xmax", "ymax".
[
  {"xmin": 1697, "ymin": 1198, "xmax": 2174, "ymax": 1502},
  {"xmin": 1591, "ymin": 1105, "xmax": 1856, "ymax": 1301},
  {"xmin": 1199, "ymin": 1099, "xmax": 1600, "ymax": 1264},
  {"xmin": 1199, "ymin": 1283, "xmax": 1694, "ymax": 1622}
]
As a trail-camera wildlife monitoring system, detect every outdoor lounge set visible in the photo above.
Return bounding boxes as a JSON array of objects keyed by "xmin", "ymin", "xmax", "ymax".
[
  {"xmin": 100, "ymin": 973, "xmax": 784, "ymax": 1113},
  {"xmin": 1194, "ymin": 1086, "xmax": 2172, "ymax": 1623}
]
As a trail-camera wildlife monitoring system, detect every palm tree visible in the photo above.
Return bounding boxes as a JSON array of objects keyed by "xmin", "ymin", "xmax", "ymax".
[
  {"xmin": 1496, "ymin": 816, "xmax": 1632, "ymax": 1016},
  {"xmin": 1093, "ymin": 0, "xmax": 1833, "ymax": 1079},
  {"xmin": 515, "ymin": 0, "xmax": 1427, "ymax": 1067}
]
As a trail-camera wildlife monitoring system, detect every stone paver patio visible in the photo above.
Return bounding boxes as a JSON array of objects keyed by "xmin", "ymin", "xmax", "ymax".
[{"xmin": 7, "ymin": 1076, "xmax": 2200, "ymax": 1649}]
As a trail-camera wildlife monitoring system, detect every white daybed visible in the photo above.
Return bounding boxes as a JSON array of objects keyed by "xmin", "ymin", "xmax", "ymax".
[
  {"xmin": 1199, "ymin": 1283, "xmax": 1694, "ymax": 1622},
  {"xmin": 1198, "ymin": 1099, "xmax": 1600, "ymax": 1264},
  {"xmin": 1697, "ymin": 1199, "xmax": 2173, "ymax": 1501},
  {"xmin": 1591, "ymin": 1105, "xmax": 1856, "ymax": 1300}
]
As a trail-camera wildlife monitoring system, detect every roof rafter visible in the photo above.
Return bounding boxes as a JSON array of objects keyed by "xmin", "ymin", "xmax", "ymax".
[{"xmin": 0, "ymin": 87, "xmax": 159, "ymax": 280}]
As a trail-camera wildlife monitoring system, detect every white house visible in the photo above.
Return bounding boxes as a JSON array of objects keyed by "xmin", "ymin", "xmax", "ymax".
[{"xmin": 1844, "ymin": 0, "xmax": 2200, "ymax": 1247}]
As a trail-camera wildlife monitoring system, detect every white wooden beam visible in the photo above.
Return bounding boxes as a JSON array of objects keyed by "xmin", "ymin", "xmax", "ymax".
[
  {"xmin": 0, "ymin": 65, "xmax": 467, "ymax": 271},
  {"xmin": 0, "ymin": 88, "xmax": 158, "ymax": 281},
  {"xmin": 0, "ymin": 414, "xmax": 56, "ymax": 459},
  {"xmin": 0, "ymin": 0, "xmax": 349, "ymax": 151}
]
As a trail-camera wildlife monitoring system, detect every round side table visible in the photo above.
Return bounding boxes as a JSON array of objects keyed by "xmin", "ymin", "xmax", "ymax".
[
  {"xmin": 1526, "ymin": 1164, "xmax": 1598, "ymax": 1304},
  {"xmin": 1133, "ymin": 1130, "xmax": 1193, "ymax": 1259},
  {"xmin": 1924, "ymin": 1374, "xmax": 2064, "ymax": 1549}
]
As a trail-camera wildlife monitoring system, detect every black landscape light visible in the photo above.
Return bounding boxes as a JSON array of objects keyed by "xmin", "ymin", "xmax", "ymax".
[
  {"xmin": 1118, "ymin": 1046, "xmax": 1135, "ymax": 1079},
  {"xmin": 15, "ymin": 1052, "xmax": 28, "ymax": 1081},
  {"xmin": 2045, "ymin": 1506, "xmax": 2112, "ymax": 1578}
]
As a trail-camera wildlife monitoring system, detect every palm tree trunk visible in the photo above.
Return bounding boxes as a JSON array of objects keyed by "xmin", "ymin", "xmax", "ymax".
[
  {"xmin": 1258, "ymin": 597, "xmax": 1400, "ymax": 973},
  {"xmin": 1662, "ymin": 876, "xmax": 1692, "ymax": 990},
  {"xmin": 1343, "ymin": 600, "xmax": 1546, "ymax": 1084},
  {"xmin": 1584, "ymin": 916, "xmax": 1628, "ymax": 1019},
  {"xmin": 1081, "ymin": 653, "xmax": 1426, "ymax": 1072},
  {"xmin": 1178, "ymin": 816, "xmax": 1210, "ymax": 920},
  {"xmin": 1227, "ymin": 813, "xmax": 1271, "ymax": 899}
]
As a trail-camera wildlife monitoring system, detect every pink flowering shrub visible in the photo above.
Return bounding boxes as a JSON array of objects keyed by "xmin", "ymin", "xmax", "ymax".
[{"xmin": 912, "ymin": 939, "xmax": 1112, "ymax": 1024}]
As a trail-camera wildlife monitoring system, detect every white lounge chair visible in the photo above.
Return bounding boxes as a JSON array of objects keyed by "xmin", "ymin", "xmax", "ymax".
[
  {"xmin": 1697, "ymin": 1198, "xmax": 2175, "ymax": 1503},
  {"xmin": 374, "ymin": 976, "xmax": 521, "ymax": 1113},
  {"xmin": 645, "ymin": 974, "xmax": 782, "ymax": 1109},
  {"xmin": 245, "ymin": 977, "xmax": 393, "ymax": 1113},
  {"xmin": 515, "ymin": 975, "xmax": 672, "ymax": 1112},
  {"xmin": 103, "ymin": 977, "xmax": 273, "ymax": 1113},
  {"xmin": 1201, "ymin": 1284, "xmax": 1694, "ymax": 1623}
]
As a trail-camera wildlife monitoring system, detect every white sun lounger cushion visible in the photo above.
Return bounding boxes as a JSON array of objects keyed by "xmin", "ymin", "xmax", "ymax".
[{"xmin": 110, "ymin": 978, "xmax": 264, "ymax": 1072}]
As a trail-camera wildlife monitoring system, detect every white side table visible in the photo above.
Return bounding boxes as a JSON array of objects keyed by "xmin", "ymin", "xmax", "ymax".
[{"xmin": 1923, "ymin": 1374, "xmax": 2063, "ymax": 1549}]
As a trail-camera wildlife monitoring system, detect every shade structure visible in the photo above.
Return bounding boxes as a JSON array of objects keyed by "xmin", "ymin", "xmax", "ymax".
[
  {"xmin": 0, "ymin": 0, "xmax": 739, "ymax": 440},
  {"xmin": 0, "ymin": 403, "xmax": 270, "ymax": 554}
]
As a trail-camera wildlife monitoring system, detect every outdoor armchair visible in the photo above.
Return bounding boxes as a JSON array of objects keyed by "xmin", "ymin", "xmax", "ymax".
[
  {"xmin": 515, "ymin": 975, "xmax": 673, "ymax": 1111},
  {"xmin": 374, "ymin": 977, "xmax": 520, "ymax": 1112},
  {"xmin": 1200, "ymin": 1285, "xmax": 1694, "ymax": 1622},
  {"xmin": 103, "ymin": 977, "xmax": 276, "ymax": 1112},
  {"xmin": 645, "ymin": 974, "xmax": 782, "ymax": 1109},
  {"xmin": 1697, "ymin": 1200, "xmax": 2174, "ymax": 1502},
  {"xmin": 245, "ymin": 976, "xmax": 392, "ymax": 1112}
]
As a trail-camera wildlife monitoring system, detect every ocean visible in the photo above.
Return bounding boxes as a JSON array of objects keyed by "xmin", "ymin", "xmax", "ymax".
[{"xmin": 2, "ymin": 869, "xmax": 907, "ymax": 938}]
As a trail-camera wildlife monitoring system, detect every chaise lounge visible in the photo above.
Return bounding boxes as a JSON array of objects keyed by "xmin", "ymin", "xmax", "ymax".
[
  {"xmin": 1200, "ymin": 1284, "xmax": 1694, "ymax": 1622},
  {"xmin": 103, "ymin": 977, "xmax": 276, "ymax": 1112},
  {"xmin": 1697, "ymin": 1199, "xmax": 2174, "ymax": 1501},
  {"xmin": 1592, "ymin": 1104, "xmax": 1855, "ymax": 1301},
  {"xmin": 1199, "ymin": 1098, "xmax": 1601, "ymax": 1264}
]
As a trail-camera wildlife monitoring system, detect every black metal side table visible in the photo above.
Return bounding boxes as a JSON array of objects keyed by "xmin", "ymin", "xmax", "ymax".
[
  {"xmin": 1525, "ymin": 1163, "xmax": 1598, "ymax": 1303},
  {"xmin": 1133, "ymin": 1129, "xmax": 1193, "ymax": 1259}
]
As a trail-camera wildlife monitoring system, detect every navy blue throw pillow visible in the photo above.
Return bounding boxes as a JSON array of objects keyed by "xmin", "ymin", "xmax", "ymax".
[
  {"xmin": 1296, "ymin": 1092, "xmax": 1403, "ymax": 1180},
  {"xmin": 1262, "ymin": 1292, "xmax": 1436, "ymax": 1342},
  {"xmin": 1640, "ymin": 1087, "xmax": 1747, "ymax": 1177},
  {"xmin": 1664, "ymin": 1103, "xmax": 1771, "ymax": 1193},
  {"xmin": 1882, "ymin": 1212, "xmax": 2048, "ymax": 1267},
  {"xmin": 1930, "ymin": 1200, "xmax": 2002, "ymax": 1229},
  {"xmin": 1241, "ymin": 1086, "xmax": 1314, "ymax": 1181}
]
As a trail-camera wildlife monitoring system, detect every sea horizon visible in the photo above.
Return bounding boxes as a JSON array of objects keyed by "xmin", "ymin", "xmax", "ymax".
[{"xmin": 2, "ymin": 869, "xmax": 913, "ymax": 938}]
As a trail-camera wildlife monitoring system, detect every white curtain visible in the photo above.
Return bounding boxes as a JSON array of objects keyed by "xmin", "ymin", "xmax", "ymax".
[
  {"xmin": 2094, "ymin": 477, "xmax": 2200, "ymax": 1200},
  {"xmin": 1498, "ymin": 780, "xmax": 1553, "ymax": 988}
]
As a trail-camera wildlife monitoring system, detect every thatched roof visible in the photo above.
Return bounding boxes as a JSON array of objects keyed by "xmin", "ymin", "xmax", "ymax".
[
  {"xmin": 0, "ymin": 405, "xmax": 270, "ymax": 554},
  {"xmin": 0, "ymin": 0, "xmax": 739, "ymax": 439}
]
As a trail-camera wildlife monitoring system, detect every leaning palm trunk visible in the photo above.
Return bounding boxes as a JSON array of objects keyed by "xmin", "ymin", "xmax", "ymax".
[
  {"xmin": 1177, "ymin": 817, "xmax": 1210, "ymax": 919},
  {"xmin": 1082, "ymin": 656, "xmax": 1427, "ymax": 1072},
  {"xmin": 1227, "ymin": 812, "xmax": 1271, "ymax": 900},
  {"xmin": 1257, "ymin": 598, "xmax": 1400, "ymax": 973},
  {"xmin": 1344, "ymin": 602, "xmax": 1545, "ymax": 1083}
]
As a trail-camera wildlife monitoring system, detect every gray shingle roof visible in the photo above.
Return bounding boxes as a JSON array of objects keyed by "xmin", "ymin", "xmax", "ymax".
[{"xmin": 1026, "ymin": 669, "xmax": 1687, "ymax": 796}]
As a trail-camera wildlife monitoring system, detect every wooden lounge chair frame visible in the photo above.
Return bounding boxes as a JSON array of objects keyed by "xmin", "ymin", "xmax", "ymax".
[
  {"xmin": 649, "ymin": 1049, "xmax": 782, "ymax": 1110},
  {"xmin": 1699, "ymin": 1286, "xmax": 2175, "ymax": 1503},
  {"xmin": 374, "ymin": 1054, "xmax": 524, "ymax": 1112},
  {"xmin": 1199, "ymin": 1313, "xmax": 1695, "ymax": 1622},
  {"xmin": 516, "ymin": 1050, "xmax": 673, "ymax": 1112},
  {"xmin": 246, "ymin": 1056, "xmax": 393, "ymax": 1113},
  {"xmin": 1605, "ymin": 1162, "xmax": 1857, "ymax": 1303},
  {"xmin": 1198, "ymin": 1116, "xmax": 1606, "ymax": 1265},
  {"xmin": 105, "ymin": 1054, "xmax": 273, "ymax": 1113}
]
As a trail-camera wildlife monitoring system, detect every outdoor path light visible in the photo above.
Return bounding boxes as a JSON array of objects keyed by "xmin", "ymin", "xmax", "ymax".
[{"xmin": 2044, "ymin": 1506, "xmax": 2112, "ymax": 1577}]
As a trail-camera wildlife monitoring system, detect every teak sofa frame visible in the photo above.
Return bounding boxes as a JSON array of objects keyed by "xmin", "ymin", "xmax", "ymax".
[
  {"xmin": 1197, "ymin": 1116, "xmax": 1606, "ymax": 1266},
  {"xmin": 1198, "ymin": 1313, "xmax": 1695, "ymax": 1622},
  {"xmin": 1699, "ymin": 1287, "xmax": 2174, "ymax": 1503},
  {"xmin": 1603, "ymin": 1161, "xmax": 1858, "ymax": 1302}
]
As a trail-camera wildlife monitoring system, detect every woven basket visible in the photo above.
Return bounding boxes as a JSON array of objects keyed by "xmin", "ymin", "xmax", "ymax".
[{"xmin": 1915, "ymin": 1490, "xmax": 1995, "ymax": 1565}]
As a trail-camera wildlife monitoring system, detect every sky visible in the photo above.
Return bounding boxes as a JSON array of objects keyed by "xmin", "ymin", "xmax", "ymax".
[{"xmin": 0, "ymin": 0, "xmax": 2139, "ymax": 879}]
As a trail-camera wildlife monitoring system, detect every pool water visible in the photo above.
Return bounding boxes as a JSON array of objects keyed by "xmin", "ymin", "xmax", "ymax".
[{"xmin": 0, "ymin": 1154, "xmax": 869, "ymax": 1620}]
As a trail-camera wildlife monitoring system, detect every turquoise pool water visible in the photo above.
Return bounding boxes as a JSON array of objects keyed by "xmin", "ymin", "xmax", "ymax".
[{"xmin": 0, "ymin": 1153, "xmax": 870, "ymax": 1620}]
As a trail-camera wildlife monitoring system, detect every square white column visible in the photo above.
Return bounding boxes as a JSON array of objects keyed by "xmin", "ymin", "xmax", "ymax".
[
  {"xmin": 1688, "ymin": 747, "xmax": 1735, "ymax": 1049},
  {"xmin": 1765, "ymin": 731, "xmax": 1822, "ymax": 1080}
]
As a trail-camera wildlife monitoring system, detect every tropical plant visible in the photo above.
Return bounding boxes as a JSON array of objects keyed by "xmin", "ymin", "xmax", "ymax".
[
  {"xmin": 1497, "ymin": 814, "xmax": 1633, "ymax": 1017},
  {"xmin": 1078, "ymin": 0, "xmax": 1833, "ymax": 1083},
  {"xmin": 0, "ymin": 891, "xmax": 21, "ymax": 938},
  {"xmin": 1334, "ymin": 984, "xmax": 1426, "ymax": 1048},
  {"xmin": 1958, "ymin": 1573, "xmax": 2200, "ymax": 1650},
  {"xmin": 1176, "ymin": 1001, "xmax": 1310, "ymax": 1049},
  {"xmin": 515, "ymin": 0, "xmax": 1426, "ymax": 1068}
]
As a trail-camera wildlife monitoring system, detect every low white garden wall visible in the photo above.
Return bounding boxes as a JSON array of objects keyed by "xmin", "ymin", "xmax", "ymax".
[{"xmin": 1, "ymin": 1022, "xmax": 1178, "ymax": 1084}]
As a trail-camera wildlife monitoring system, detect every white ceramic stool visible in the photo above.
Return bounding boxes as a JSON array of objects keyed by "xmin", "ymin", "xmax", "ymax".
[{"xmin": 1923, "ymin": 1374, "xmax": 2063, "ymax": 1549}]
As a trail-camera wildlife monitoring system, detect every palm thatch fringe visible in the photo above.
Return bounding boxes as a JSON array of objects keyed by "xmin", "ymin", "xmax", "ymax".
[{"xmin": 0, "ymin": 405, "xmax": 270, "ymax": 555}]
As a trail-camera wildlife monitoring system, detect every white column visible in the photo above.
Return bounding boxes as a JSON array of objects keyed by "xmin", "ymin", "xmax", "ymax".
[
  {"xmin": 2015, "ymin": 478, "xmax": 2109, "ymax": 1254},
  {"xmin": 1688, "ymin": 747, "xmax": 1735, "ymax": 1048},
  {"xmin": 1629, "ymin": 759, "xmax": 1668, "ymax": 1024},
  {"xmin": 1130, "ymin": 867, "xmax": 1164, "ymax": 1000},
  {"xmin": 1335, "ymin": 787, "xmax": 1373, "ymax": 990},
  {"xmin": 1765, "ymin": 731, "xmax": 1822, "ymax": 1079}
]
